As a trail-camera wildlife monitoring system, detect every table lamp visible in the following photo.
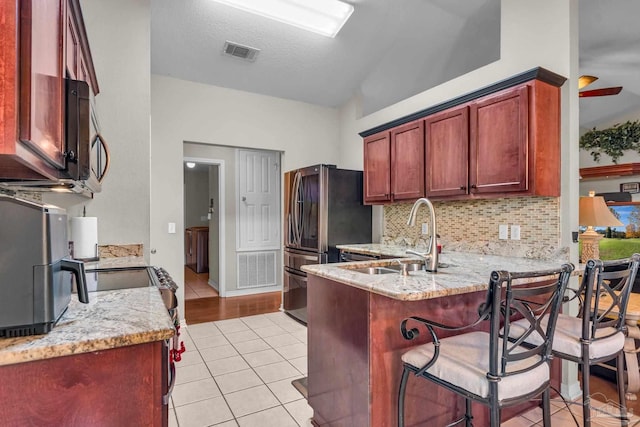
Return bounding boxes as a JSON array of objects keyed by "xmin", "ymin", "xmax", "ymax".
[{"xmin": 579, "ymin": 191, "xmax": 623, "ymax": 260}]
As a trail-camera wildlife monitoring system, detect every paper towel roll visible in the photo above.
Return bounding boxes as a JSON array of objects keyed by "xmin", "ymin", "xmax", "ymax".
[{"xmin": 71, "ymin": 217, "xmax": 98, "ymax": 259}]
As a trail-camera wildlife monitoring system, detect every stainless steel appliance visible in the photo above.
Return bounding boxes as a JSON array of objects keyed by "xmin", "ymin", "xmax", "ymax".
[
  {"xmin": 0, "ymin": 195, "xmax": 88, "ymax": 337},
  {"xmin": 284, "ymin": 164, "xmax": 372, "ymax": 324},
  {"xmin": 0, "ymin": 79, "xmax": 109, "ymax": 195},
  {"xmin": 82, "ymin": 266, "xmax": 185, "ymax": 408}
]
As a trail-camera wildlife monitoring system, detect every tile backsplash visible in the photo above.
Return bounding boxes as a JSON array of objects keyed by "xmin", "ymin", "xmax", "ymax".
[{"xmin": 382, "ymin": 197, "xmax": 567, "ymax": 260}]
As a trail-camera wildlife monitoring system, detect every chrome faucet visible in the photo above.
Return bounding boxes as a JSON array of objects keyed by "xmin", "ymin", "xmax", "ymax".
[{"xmin": 406, "ymin": 198, "xmax": 438, "ymax": 272}]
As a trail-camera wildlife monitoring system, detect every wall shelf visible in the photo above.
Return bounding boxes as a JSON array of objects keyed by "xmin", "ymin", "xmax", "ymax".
[{"xmin": 580, "ymin": 163, "xmax": 640, "ymax": 180}]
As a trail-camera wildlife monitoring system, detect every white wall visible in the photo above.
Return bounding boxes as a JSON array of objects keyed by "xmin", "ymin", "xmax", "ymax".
[
  {"xmin": 150, "ymin": 77, "xmax": 342, "ymax": 313},
  {"xmin": 45, "ymin": 0, "xmax": 151, "ymax": 256}
]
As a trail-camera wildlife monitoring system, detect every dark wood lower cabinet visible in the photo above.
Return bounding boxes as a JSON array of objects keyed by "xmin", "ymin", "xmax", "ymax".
[
  {"xmin": 307, "ymin": 275, "xmax": 561, "ymax": 426},
  {"xmin": 0, "ymin": 341, "xmax": 168, "ymax": 427}
]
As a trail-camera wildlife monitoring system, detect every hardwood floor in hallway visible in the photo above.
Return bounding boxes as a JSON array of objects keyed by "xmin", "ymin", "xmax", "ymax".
[{"xmin": 184, "ymin": 266, "xmax": 283, "ymax": 324}]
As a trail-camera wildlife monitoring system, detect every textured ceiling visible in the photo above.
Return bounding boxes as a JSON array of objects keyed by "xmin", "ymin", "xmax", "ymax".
[
  {"xmin": 151, "ymin": 0, "xmax": 500, "ymax": 115},
  {"xmin": 151, "ymin": 0, "xmax": 640, "ymax": 127}
]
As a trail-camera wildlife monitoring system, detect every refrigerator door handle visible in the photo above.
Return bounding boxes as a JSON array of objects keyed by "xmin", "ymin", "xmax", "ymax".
[{"xmin": 291, "ymin": 171, "xmax": 302, "ymax": 246}]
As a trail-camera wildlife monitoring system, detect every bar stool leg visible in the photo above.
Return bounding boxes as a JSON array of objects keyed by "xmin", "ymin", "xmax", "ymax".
[
  {"xmin": 582, "ymin": 360, "xmax": 591, "ymax": 427},
  {"xmin": 465, "ymin": 398, "xmax": 473, "ymax": 427},
  {"xmin": 617, "ymin": 352, "xmax": 629, "ymax": 427},
  {"xmin": 542, "ymin": 388, "xmax": 551, "ymax": 427},
  {"xmin": 398, "ymin": 367, "xmax": 410, "ymax": 427}
]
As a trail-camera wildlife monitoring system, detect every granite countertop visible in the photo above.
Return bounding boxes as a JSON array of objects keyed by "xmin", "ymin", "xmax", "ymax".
[
  {"xmin": 303, "ymin": 250, "xmax": 576, "ymax": 301},
  {"xmin": 0, "ymin": 287, "xmax": 174, "ymax": 367}
]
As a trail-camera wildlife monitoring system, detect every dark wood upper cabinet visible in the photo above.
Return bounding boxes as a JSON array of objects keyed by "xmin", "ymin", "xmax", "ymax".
[
  {"xmin": 0, "ymin": 0, "xmax": 98, "ymax": 182},
  {"xmin": 19, "ymin": 0, "xmax": 66, "ymax": 170},
  {"xmin": 362, "ymin": 77, "xmax": 561, "ymax": 205},
  {"xmin": 363, "ymin": 131, "xmax": 392, "ymax": 203},
  {"xmin": 469, "ymin": 85, "xmax": 529, "ymax": 194},
  {"xmin": 425, "ymin": 106, "xmax": 469, "ymax": 198},
  {"xmin": 364, "ymin": 121, "xmax": 425, "ymax": 204},
  {"xmin": 390, "ymin": 120, "xmax": 425, "ymax": 201}
]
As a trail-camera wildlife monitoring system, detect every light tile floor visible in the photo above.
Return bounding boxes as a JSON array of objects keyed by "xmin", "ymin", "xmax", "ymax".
[
  {"xmin": 172, "ymin": 311, "xmax": 640, "ymax": 426},
  {"xmin": 170, "ymin": 311, "xmax": 312, "ymax": 427}
]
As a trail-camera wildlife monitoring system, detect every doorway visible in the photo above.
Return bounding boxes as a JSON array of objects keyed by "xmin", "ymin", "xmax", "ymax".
[
  {"xmin": 183, "ymin": 157, "xmax": 226, "ymax": 299},
  {"xmin": 182, "ymin": 147, "xmax": 283, "ymax": 324}
]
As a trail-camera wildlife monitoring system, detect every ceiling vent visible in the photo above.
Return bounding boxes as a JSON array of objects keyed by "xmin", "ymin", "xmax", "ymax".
[{"xmin": 222, "ymin": 41, "xmax": 260, "ymax": 62}]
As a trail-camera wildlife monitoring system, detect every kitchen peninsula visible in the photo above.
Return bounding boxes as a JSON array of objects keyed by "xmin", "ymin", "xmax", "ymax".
[
  {"xmin": 302, "ymin": 249, "xmax": 572, "ymax": 426},
  {"xmin": 0, "ymin": 287, "xmax": 175, "ymax": 426}
]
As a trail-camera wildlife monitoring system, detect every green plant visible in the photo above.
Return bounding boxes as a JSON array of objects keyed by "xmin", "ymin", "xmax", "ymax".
[{"xmin": 580, "ymin": 120, "xmax": 640, "ymax": 163}]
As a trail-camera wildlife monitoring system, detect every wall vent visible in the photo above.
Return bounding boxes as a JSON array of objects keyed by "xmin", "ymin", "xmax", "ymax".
[
  {"xmin": 237, "ymin": 251, "xmax": 277, "ymax": 289},
  {"xmin": 223, "ymin": 41, "xmax": 260, "ymax": 62}
]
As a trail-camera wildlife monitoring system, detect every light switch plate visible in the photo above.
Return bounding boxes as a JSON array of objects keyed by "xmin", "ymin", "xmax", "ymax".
[
  {"xmin": 499, "ymin": 224, "xmax": 508, "ymax": 240},
  {"xmin": 421, "ymin": 223, "xmax": 428, "ymax": 235},
  {"xmin": 168, "ymin": 222, "xmax": 176, "ymax": 234},
  {"xmin": 511, "ymin": 225, "xmax": 521, "ymax": 240}
]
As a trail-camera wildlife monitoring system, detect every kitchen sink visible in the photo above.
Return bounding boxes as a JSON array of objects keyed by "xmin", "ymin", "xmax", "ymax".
[
  {"xmin": 349, "ymin": 266, "xmax": 398, "ymax": 275},
  {"xmin": 385, "ymin": 263, "xmax": 423, "ymax": 273},
  {"xmin": 347, "ymin": 262, "xmax": 425, "ymax": 275},
  {"xmin": 344, "ymin": 261, "xmax": 453, "ymax": 275}
]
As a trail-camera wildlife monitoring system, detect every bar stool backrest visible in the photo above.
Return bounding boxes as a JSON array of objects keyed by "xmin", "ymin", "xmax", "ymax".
[
  {"xmin": 491, "ymin": 264, "xmax": 574, "ymax": 378},
  {"xmin": 577, "ymin": 255, "xmax": 640, "ymax": 342}
]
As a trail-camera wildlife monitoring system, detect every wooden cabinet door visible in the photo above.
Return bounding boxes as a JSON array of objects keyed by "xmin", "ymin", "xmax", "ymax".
[
  {"xmin": 469, "ymin": 85, "xmax": 529, "ymax": 194},
  {"xmin": 425, "ymin": 106, "xmax": 469, "ymax": 198},
  {"xmin": 390, "ymin": 120, "xmax": 425, "ymax": 201},
  {"xmin": 66, "ymin": 0, "xmax": 96, "ymax": 92},
  {"xmin": 19, "ymin": 0, "xmax": 66, "ymax": 169},
  {"xmin": 363, "ymin": 131, "xmax": 391, "ymax": 203}
]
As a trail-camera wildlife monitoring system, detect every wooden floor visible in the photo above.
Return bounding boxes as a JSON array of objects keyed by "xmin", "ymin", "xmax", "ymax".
[
  {"xmin": 182, "ymin": 268, "xmax": 640, "ymax": 417},
  {"xmin": 184, "ymin": 267, "xmax": 282, "ymax": 324}
]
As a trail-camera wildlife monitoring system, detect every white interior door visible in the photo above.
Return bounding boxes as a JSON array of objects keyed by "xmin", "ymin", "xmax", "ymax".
[{"xmin": 236, "ymin": 149, "xmax": 280, "ymax": 251}]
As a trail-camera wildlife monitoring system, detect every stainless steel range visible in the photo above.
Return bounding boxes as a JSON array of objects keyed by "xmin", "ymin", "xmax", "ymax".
[
  {"xmin": 82, "ymin": 266, "xmax": 185, "ymax": 362},
  {"xmin": 80, "ymin": 265, "xmax": 185, "ymax": 407}
]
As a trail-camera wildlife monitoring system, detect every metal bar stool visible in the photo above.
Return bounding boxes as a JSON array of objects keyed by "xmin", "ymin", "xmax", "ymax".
[
  {"xmin": 511, "ymin": 254, "xmax": 640, "ymax": 426},
  {"xmin": 398, "ymin": 263, "xmax": 574, "ymax": 427}
]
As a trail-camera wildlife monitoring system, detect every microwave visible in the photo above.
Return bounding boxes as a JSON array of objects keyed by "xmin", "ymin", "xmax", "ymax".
[
  {"xmin": 64, "ymin": 79, "xmax": 109, "ymax": 193},
  {"xmin": 0, "ymin": 79, "xmax": 109, "ymax": 195}
]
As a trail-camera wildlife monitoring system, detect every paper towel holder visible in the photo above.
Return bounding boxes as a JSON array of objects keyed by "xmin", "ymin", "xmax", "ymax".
[{"xmin": 70, "ymin": 241, "xmax": 99, "ymax": 262}]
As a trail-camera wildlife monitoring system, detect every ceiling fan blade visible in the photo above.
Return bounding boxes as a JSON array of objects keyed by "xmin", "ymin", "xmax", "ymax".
[
  {"xmin": 579, "ymin": 86, "xmax": 623, "ymax": 97},
  {"xmin": 578, "ymin": 75, "xmax": 598, "ymax": 89}
]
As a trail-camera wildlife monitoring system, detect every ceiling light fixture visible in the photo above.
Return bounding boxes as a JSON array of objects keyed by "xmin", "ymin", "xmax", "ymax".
[
  {"xmin": 211, "ymin": 0, "xmax": 354, "ymax": 38},
  {"xmin": 186, "ymin": 162, "xmax": 196, "ymax": 168}
]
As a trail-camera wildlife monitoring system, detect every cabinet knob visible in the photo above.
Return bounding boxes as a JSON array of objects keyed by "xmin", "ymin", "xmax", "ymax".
[
  {"xmin": 470, "ymin": 184, "xmax": 478, "ymax": 189},
  {"xmin": 460, "ymin": 186, "xmax": 467, "ymax": 190}
]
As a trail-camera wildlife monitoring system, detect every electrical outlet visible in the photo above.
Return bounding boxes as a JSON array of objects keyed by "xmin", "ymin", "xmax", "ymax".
[
  {"xmin": 511, "ymin": 224, "xmax": 521, "ymax": 240},
  {"xmin": 422, "ymin": 223, "xmax": 428, "ymax": 235},
  {"xmin": 168, "ymin": 222, "xmax": 176, "ymax": 234},
  {"xmin": 499, "ymin": 224, "xmax": 508, "ymax": 240}
]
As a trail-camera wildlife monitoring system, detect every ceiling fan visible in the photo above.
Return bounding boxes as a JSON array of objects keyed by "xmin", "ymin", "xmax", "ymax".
[{"xmin": 579, "ymin": 75, "xmax": 623, "ymax": 98}]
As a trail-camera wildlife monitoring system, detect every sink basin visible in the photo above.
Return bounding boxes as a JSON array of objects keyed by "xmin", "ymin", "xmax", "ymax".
[
  {"xmin": 385, "ymin": 263, "xmax": 423, "ymax": 273},
  {"xmin": 349, "ymin": 266, "xmax": 398, "ymax": 275}
]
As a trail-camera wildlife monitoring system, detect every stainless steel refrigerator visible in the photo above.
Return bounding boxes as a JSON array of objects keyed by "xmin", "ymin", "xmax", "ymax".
[{"xmin": 283, "ymin": 164, "xmax": 372, "ymax": 324}]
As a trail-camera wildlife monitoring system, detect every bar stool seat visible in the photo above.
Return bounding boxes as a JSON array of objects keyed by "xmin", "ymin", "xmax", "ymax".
[
  {"xmin": 401, "ymin": 331, "xmax": 549, "ymax": 400},
  {"xmin": 510, "ymin": 315, "xmax": 625, "ymax": 359}
]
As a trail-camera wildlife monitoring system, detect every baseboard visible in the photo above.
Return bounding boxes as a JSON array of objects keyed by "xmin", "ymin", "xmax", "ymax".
[
  {"xmin": 208, "ymin": 279, "xmax": 220, "ymax": 291},
  {"xmin": 561, "ymin": 380, "xmax": 582, "ymax": 401},
  {"xmin": 224, "ymin": 285, "xmax": 282, "ymax": 297}
]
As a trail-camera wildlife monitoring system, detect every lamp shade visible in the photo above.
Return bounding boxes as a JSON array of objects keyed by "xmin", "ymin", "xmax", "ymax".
[{"xmin": 579, "ymin": 193, "xmax": 623, "ymax": 227}]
